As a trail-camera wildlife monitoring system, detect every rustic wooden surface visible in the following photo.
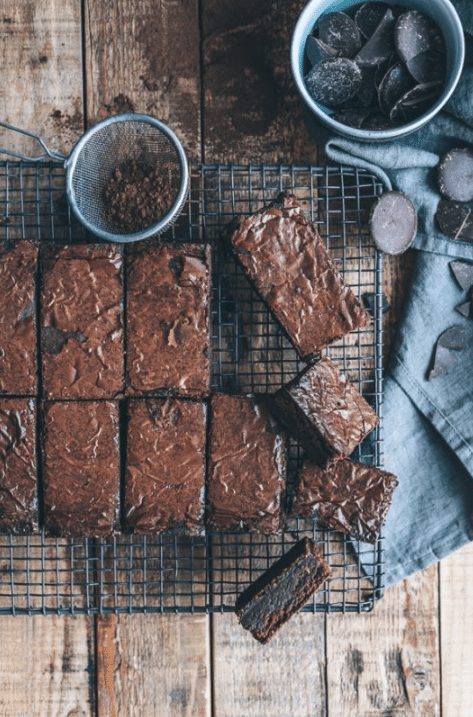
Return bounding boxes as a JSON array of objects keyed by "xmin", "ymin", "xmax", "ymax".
[{"xmin": 1, "ymin": 1, "xmax": 472, "ymax": 716}]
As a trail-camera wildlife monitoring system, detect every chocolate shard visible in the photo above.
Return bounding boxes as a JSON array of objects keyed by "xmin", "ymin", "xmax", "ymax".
[
  {"xmin": 450, "ymin": 261, "xmax": 473, "ymax": 292},
  {"xmin": 355, "ymin": 9, "xmax": 395, "ymax": 67},
  {"xmin": 354, "ymin": 2, "xmax": 387, "ymax": 40},
  {"xmin": 305, "ymin": 36, "xmax": 338, "ymax": 67},
  {"xmin": 438, "ymin": 325, "xmax": 465, "ymax": 351},
  {"xmin": 318, "ymin": 11, "xmax": 361, "ymax": 58},
  {"xmin": 235, "ymin": 538, "xmax": 331, "ymax": 644},
  {"xmin": 305, "ymin": 58, "xmax": 362, "ymax": 108},
  {"xmin": 362, "ymin": 291, "xmax": 391, "ymax": 315},
  {"xmin": 395, "ymin": 10, "xmax": 443, "ymax": 63},
  {"xmin": 369, "ymin": 191, "xmax": 417, "ymax": 254},
  {"xmin": 428, "ymin": 343, "xmax": 458, "ymax": 381},
  {"xmin": 438, "ymin": 148, "xmax": 473, "ymax": 203},
  {"xmin": 456, "ymin": 301, "xmax": 471, "ymax": 318},
  {"xmin": 436, "ymin": 201, "xmax": 473, "ymax": 241}
]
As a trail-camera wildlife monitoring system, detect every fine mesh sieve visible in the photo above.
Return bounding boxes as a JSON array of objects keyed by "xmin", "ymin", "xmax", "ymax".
[{"xmin": 0, "ymin": 114, "xmax": 189, "ymax": 242}]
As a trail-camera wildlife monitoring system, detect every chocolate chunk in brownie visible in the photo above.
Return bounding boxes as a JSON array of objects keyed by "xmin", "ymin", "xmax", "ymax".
[
  {"xmin": 293, "ymin": 458, "xmax": 398, "ymax": 543},
  {"xmin": 0, "ymin": 399, "xmax": 38, "ymax": 534},
  {"xmin": 235, "ymin": 537, "xmax": 330, "ymax": 643},
  {"xmin": 0, "ymin": 241, "xmax": 38, "ymax": 395},
  {"xmin": 230, "ymin": 192, "xmax": 368, "ymax": 361},
  {"xmin": 125, "ymin": 398, "xmax": 206, "ymax": 535},
  {"xmin": 41, "ymin": 244, "xmax": 124, "ymax": 399},
  {"xmin": 43, "ymin": 401, "xmax": 120, "ymax": 537},
  {"xmin": 272, "ymin": 357, "xmax": 379, "ymax": 464},
  {"xmin": 126, "ymin": 243, "xmax": 211, "ymax": 397},
  {"xmin": 208, "ymin": 394, "xmax": 286, "ymax": 533}
]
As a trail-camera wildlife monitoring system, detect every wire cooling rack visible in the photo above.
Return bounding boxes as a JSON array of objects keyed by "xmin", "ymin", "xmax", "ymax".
[{"xmin": 0, "ymin": 162, "xmax": 385, "ymax": 615}]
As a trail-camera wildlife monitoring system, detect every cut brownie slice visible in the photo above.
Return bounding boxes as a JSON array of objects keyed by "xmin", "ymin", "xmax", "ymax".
[
  {"xmin": 230, "ymin": 192, "xmax": 368, "ymax": 361},
  {"xmin": 235, "ymin": 537, "xmax": 330, "ymax": 643},
  {"xmin": 43, "ymin": 401, "xmax": 120, "ymax": 537},
  {"xmin": 293, "ymin": 458, "xmax": 398, "ymax": 543},
  {"xmin": 125, "ymin": 398, "xmax": 206, "ymax": 535},
  {"xmin": 41, "ymin": 244, "xmax": 124, "ymax": 399},
  {"xmin": 272, "ymin": 357, "xmax": 379, "ymax": 464},
  {"xmin": 127, "ymin": 243, "xmax": 211, "ymax": 397},
  {"xmin": 0, "ymin": 399, "xmax": 38, "ymax": 534},
  {"xmin": 0, "ymin": 241, "xmax": 38, "ymax": 395},
  {"xmin": 208, "ymin": 394, "xmax": 286, "ymax": 533}
]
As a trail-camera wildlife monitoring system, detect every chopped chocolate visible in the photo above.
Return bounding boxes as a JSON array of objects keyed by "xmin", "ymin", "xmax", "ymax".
[
  {"xmin": 305, "ymin": 36, "xmax": 338, "ymax": 67},
  {"xmin": 0, "ymin": 399, "xmax": 38, "ymax": 534},
  {"xmin": 428, "ymin": 326, "xmax": 465, "ymax": 381},
  {"xmin": 456, "ymin": 300, "xmax": 471, "ymax": 319},
  {"xmin": 437, "ymin": 325, "xmax": 465, "ymax": 351},
  {"xmin": 436, "ymin": 201, "xmax": 473, "ymax": 241},
  {"xmin": 450, "ymin": 261, "xmax": 473, "ymax": 292},
  {"xmin": 235, "ymin": 538, "xmax": 330, "ymax": 643},
  {"xmin": 438, "ymin": 148, "xmax": 473, "ymax": 203},
  {"xmin": 41, "ymin": 244, "xmax": 124, "ymax": 399},
  {"xmin": 125, "ymin": 398, "xmax": 206, "ymax": 535},
  {"xmin": 127, "ymin": 243, "xmax": 211, "ymax": 397},
  {"xmin": 362, "ymin": 291, "xmax": 391, "ymax": 316},
  {"xmin": 208, "ymin": 394, "xmax": 286, "ymax": 533},
  {"xmin": 272, "ymin": 357, "xmax": 379, "ymax": 465},
  {"xmin": 305, "ymin": 58, "xmax": 362, "ymax": 108},
  {"xmin": 318, "ymin": 12, "xmax": 361, "ymax": 58},
  {"xmin": 369, "ymin": 191, "xmax": 417, "ymax": 255},
  {"xmin": 43, "ymin": 401, "xmax": 120, "ymax": 537},
  {"xmin": 230, "ymin": 193, "xmax": 369, "ymax": 361},
  {"xmin": 0, "ymin": 241, "xmax": 38, "ymax": 395},
  {"xmin": 292, "ymin": 459, "xmax": 398, "ymax": 543}
]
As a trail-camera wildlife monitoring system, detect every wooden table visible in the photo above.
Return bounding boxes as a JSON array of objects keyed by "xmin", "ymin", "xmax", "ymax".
[{"xmin": 1, "ymin": 2, "xmax": 472, "ymax": 715}]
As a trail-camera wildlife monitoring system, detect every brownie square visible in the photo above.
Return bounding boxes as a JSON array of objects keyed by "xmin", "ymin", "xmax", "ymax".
[
  {"xmin": 230, "ymin": 192, "xmax": 368, "ymax": 361},
  {"xmin": 0, "ymin": 241, "xmax": 38, "ymax": 395},
  {"xmin": 125, "ymin": 398, "xmax": 206, "ymax": 535},
  {"xmin": 235, "ymin": 538, "xmax": 330, "ymax": 643},
  {"xmin": 126, "ymin": 243, "xmax": 211, "ymax": 397},
  {"xmin": 272, "ymin": 357, "xmax": 379, "ymax": 464},
  {"xmin": 41, "ymin": 244, "xmax": 124, "ymax": 399},
  {"xmin": 0, "ymin": 399, "xmax": 38, "ymax": 534},
  {"xmin": 293, "ymin": 458, "xmax": 398, "ymax": 543},
  {"xmin": 208, "ymin": 394, "xmax": 286, "ymax": 533},
  {"xmin": 43, "ymin": 401, "xmax": 120, "ymax": 537}
]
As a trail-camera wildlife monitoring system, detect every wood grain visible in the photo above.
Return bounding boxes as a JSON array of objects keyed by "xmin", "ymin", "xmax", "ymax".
[
  {"xmin": 440, "ymin": 544, "xmax": 473, "ymax": 717},
  {"xmin": 96, "ymin": 614, "xmax": 210, "ymax": 717},
  {"xmin": 0, "ymin": 617, "xmax": 95, "ymax": 717},
  {"xmin": 326, "ymin": 566, "xmax": 441, "ymax": 716}
]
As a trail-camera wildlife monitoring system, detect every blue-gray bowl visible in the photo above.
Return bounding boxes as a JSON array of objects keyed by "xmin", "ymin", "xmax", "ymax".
[{"xmin": 291, "ymin": 0, "xmax": 465, "ymax": 141}]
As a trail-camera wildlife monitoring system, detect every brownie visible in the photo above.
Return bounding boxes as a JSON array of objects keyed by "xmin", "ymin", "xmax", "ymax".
[
  {"xmin": 43, "ymin": 401, "xmax": 120, "ymax": 537},
  {"xmin": 0, "ymin": 399, "xmax": 38, "ymax": 534},
  {"xmin": 230, "ymin": 192, "xmax": 368, "ymax": 361},
  {"xmin": 272, "ymin": 357, "xmax": 379, "ymax": 464},
  {"xmin": 127, "ymin": 243, "xmax": 211, "ymax": 397},
  {"xmin": 125, "ymin": 398, "xmax": 206, "ymax": 535},
  {"xmin": 41, "ymin": 244, "xmax": 124, "ymax": 399},
  {"xmin": 0, "ymin": 241, "xmax": 38, "ymax": 395},
  {"xmin": 293, "ymin": 458, "xmax": 399, "ymax": 543},
  {"xmin": 208, "ymin": 393, "xmax": 286, "ymax": 533},
  {"xmin": 235, "ymin": 538, "xmax": 330, "ymax": 643}
]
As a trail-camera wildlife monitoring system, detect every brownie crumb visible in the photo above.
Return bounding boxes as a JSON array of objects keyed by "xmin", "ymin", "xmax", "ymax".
[{"xmin": 103, "ymin": 159, "xmax": 175, "ymax": 232}]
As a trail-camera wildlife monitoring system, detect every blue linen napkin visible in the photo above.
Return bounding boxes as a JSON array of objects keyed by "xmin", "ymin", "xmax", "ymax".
[{"xmin": 323, "ymin": 0, "xmax": 473, "ymax": 584}]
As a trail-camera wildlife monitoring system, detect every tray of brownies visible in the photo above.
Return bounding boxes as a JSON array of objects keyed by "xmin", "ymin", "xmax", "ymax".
[{"xmin": 0, "ymin": 161, "xmax": 396, "ymax": 627}]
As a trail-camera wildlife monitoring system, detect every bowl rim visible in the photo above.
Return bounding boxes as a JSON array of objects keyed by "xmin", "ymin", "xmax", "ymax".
[{"xmin": 290, "ymin": 0, "xmax": 466, "ymax": 141}]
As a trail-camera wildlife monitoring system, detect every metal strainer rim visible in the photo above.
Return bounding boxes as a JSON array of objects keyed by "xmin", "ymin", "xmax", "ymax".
[{"xmin": 65, "ymin": 113, "xmax": 189, "ymax": 243}]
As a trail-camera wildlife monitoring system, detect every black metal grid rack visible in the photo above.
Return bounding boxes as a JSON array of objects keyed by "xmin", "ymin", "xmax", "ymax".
[{"xmin": 0, "ymin": 162, "xmax": 385, "ymax": 615}]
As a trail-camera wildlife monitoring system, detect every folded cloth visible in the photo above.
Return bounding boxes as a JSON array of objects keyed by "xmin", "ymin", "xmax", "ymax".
[{"xmin": 322, "ymin": 0, "xmax": 473, "ymax": 584}]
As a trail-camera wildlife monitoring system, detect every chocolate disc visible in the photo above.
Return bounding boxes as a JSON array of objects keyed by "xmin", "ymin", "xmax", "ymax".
[
  {"xmin": 355, "ymin": 9, "xmax": 395, "ymax": 67},
  {"xmin": 438, "ymin": 148, "xmax": 473, "ymax": 203},
  {"xmin": 406, "ymin": 50, "xmax": 445, "ymax": 84},
  {"xmin": 378, "ymin": 61, "xmax": 413, "ymax": 114},
  {"xmin": 395, "ymin": 10, "xmax": 443, "ymax": 63},
  {"xmin": 450, "ymin": 261, "xmax": 473, "ymax": 292},
  {"xmin": 389, "ymin": 81, "xmax": 442, "ymax": 124},
  {"xmin": 306, "ymin": 36, "xmax": 338, "ymax": 67},
  {"xmin": 318, "ymin": 11, "xmax": 362, "ymax": 58},
  {"xmin": 436, "ymin": 200, "xmax": 473, "ymax": 241},
  {"xmin": 305, "ymin": 58, "xmax": 362, "ymax": 108},
  {"xmin": 354, "ymin": 2, "xmax": 387, "ymax": 39},
  {"xmin": 369, "ymin": 191, "xmax": 417, "ymax": 254}
]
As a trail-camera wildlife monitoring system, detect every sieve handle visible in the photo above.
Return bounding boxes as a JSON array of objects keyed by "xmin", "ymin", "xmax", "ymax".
[{"xmin": 0, "ymin": 121, "xmax": 67, "ymax": 162}]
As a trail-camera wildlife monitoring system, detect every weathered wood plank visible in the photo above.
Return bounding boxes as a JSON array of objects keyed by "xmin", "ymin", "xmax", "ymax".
[
  {"xmin": 0, "ymin": 617, "xmax": 95, "ymax": 717},
  {"xmin": 326, "ymin": 566, "xmax": 441, "ymax": 716},
  {"xmin": 96, "ymin": 614, "xmax": 210, "ymax": 717},
  {"xmin": 440, "ymin": 543, "xmax": 473, "ymax": 717}
]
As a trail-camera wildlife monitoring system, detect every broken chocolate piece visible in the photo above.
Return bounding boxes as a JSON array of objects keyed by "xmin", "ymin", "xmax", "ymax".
[
  {"xmin": 456, "ymin": 301, "xmax": 471, "ymax": 319},
  {"xmin": 305, "ymin": 35, "xmax": 338, "ymax": 67},
  {"xmin": 305, "ymin": 58, "xmax": 362, "ymax": 108},
  {"xmin": 362, "ymin": 292, "xmax": 391, "ymax": 315},
  {"xmin": 438, "ymin": 148, "xmax": 473, "ymax": 203},
  {"xmin": 369, "ymin": 191, "xmax": 417, "ymax": 254},
  {"xmin": 362, "ymin": 112, "xmax": 392, "ymax": 131},
  {"xmin": 436, "ymin": 201, "xmax": 473, "ymax": 241},
  {"xmin": 292, "ymin": 458, "xmax": 398, "ymax": 543},
  {"xmin": 355, "ymin": 8, "xmax": 395, "ymax": 66},
  {"xmin": 235, "ymin": 538, "xmax": 330, "ymax": 644},
  {"xmin": 333, "ymin": 108, "xmax": 371, "ymax": 129},
  {"xmin": 318, "ymin": 11, "xmax": 361, "ymax": 58},
  {"xmin": 395, "ymin": 10, "xmax": 443, "ymax": 63},
  {"xmin": 406, "ymin": 50, "xmax": 445, "ymax": 84},
  {"xmin": 450, "ymin": 261, "xmax": 473, "ymax": 292},
  {"xmin": 438, "ymin": 325, "xmax": 465, "ymax": 351},
  {"xmin": 428, "ymin": 325, "xmax": 465, "ymax": 380}
]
